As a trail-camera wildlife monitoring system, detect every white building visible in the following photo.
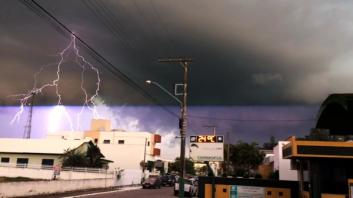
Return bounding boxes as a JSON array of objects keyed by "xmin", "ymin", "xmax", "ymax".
[
  {"xmin": 46, "ymin": 119, "xmax": 162, "ymax": 174},
  {"xmin": 0, "ymin": 138, "xmax": 97, "ymax": 167},
  {"xmin": 273, "ymin": 141, "xmax": 298, "ymax": 181}
]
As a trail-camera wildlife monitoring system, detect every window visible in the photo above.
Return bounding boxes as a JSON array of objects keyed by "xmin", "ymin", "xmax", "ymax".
[
  {"xmin": 118, "ymin": 140, "xmax": 124, "ymax": 144},
  {"xmin": 94, "ymin": 138, "xmax": 98, "ymax": 144},
  {"xmin": 16, "ymin": 158, "xmax": 28, "ymax": 168},
  {"xmin": 279, "ymin": 192, "xmax": 283, "ymax": 196},
  {"xmin": 148, "ymin": 141, "xmax": 150, "ymax": 146},
  {"xmin": 1, "ymin": 157, "xmax": 9, "ymax": 163},
  {"xmin": 267, "ymin": 191, "xmax": 272, "ymax": 195},
  {"xmin": 41, "ymin": 159, "xmax": 54, "ymax": 169},
  {"xmin": 103, "ymin": 140, "xmax": 110, "ymax": 144},
  {"xmin": 42, "ymin": 159, "xmax": 54, "ymax": 166}
]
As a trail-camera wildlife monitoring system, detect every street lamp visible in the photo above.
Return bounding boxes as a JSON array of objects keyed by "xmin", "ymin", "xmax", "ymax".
[
  {"xmin": 146, "ymin": 80, "xmax": 182, "ymax": 108},
  {"xmin": 146, "ymin": 79, "xmax": 186, "ymax": 197}
]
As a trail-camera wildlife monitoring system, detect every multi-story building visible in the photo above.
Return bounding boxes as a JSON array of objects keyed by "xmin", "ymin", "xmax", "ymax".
[{"xmin": 46, "ymin": 119, "xmax": 162, "ymax": 173}]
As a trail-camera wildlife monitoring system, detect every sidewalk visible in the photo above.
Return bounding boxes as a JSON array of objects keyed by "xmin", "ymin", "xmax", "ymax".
[{"xmin": 15, "ymin": 186, "xmax": 142, "ymax": 198}]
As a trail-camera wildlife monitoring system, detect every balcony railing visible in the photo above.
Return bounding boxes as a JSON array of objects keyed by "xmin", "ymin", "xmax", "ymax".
[{"xmin": 0, "ymin": 163, "xmax": 114, "ymax": 174}]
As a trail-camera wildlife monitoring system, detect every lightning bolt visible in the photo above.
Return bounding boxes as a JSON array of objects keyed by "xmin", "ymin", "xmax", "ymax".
[{"xmin": 8, "ymin": 34, "xmax": 103, "ymax": 131}]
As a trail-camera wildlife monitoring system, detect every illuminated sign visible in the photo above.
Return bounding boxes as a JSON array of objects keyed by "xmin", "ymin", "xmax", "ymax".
[
  {"xmin": 189, "ymin": 135, "xmax": 224, "ymax": 162},
  {"xmin": 190, "ymin": 135, "xmax": 224, "ymax": 143}
]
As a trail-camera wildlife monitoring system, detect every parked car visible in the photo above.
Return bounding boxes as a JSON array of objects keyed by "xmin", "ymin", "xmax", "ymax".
[
  {"xmin": 161, "ymin": 174, "xmax": 177, "ymax": 186},
  {"xmin": 142, "ymin": 177, "xmax": 162, "ymax": 189},
  {"xmin": 174, "ymin": 179, "xmax": 198, "ymax": 197}
]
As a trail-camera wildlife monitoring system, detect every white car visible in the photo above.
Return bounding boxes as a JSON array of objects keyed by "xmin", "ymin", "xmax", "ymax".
[{"xmin": 174, "ymin": 179, "xmax": 198, "ymax": 197}]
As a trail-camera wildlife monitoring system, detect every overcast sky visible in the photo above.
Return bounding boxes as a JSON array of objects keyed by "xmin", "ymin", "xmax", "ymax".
[{"xmin": 1, "ymin": 1, "xmax": 353, "ymax": 159}]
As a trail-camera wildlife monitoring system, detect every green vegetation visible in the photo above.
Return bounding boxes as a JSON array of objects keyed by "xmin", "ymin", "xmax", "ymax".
[
  {"xmin": 296, "ymin": 128, "xmax": 353, "ymax": 141},
  {"xmin": 262, "ymin": 135, "xmax": 278, "ymax": 150},
  {"xmin": 60, "ymin": 144, "xmax": 105, "ymax": 168},
  {"xmin": 168, "ymin": 157, "xmax": 196, "ymax": 175},
  {"xmin": 223, "ymin": 141, "xmax": 265, "ymax": 177}
]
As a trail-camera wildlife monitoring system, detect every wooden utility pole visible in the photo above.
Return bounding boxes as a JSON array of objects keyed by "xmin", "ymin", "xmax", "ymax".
[
  {"xmin": 203, "ymin": 125, "xmax": 217, "ymax": 136},
  {"xmin": 227, "ymin": 132, "xmax": 230, "ymax": 176},
  {"xmin": 159, "ymin": 57, "xmax": 193, "ymax": 198}
]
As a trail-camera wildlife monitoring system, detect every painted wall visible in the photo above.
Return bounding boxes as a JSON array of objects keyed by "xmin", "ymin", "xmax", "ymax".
[
  {"xmin": 274, "ymin": 141, "xmax": 298, "ymax": 181},
  {"xmin": 0, "ymin": 166, "xmax": 114, "ymax": 180},
  {"xmin": 98, "ymin": 143, "xmax": 155, "ymax": 171},
  {"xmin": 0, "ymin": 178, "xmax": 114, "ymax": 197},
  {"xmin": 0, "ymin": 154, "xmax": 61, "ymax": 166},
  {"xmin": 116, "ymin": 170, "xmax": 143, "ymax": 186}
]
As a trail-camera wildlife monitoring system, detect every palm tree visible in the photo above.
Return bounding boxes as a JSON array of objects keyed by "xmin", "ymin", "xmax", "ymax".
[
  {"xmin": 87, "ymin": 144, "xmax": 103, "ymax": 168},
  {"xmin": 60, "ymin": 148, "xmax": 87, "ymax": 167}
]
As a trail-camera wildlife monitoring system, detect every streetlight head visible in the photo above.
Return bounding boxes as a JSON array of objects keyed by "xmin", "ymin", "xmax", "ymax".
[{"xmin": 146, "ymin": 80, "xmax": 152, "ymax": 85}]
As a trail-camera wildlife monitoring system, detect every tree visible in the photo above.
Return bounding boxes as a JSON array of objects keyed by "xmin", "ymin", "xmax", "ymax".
[
  {"xmin": 196, "ymin": 165, "xmax": 207, "ymax": 175},
  {"xmin": 168, "ymin": 157, "xmax": 196, "ymax": 175},
  {"xmin": 228, "ymin": 141, "xmax": 265, "ymax": 176},
  {"xmin": 296, "ymin": 128, "xmax": 353, "ymax": 141},
  {"xmin": 262, "ymin": 135, "xmax": 278, "ymax": 150},
  {"xmin": 87, "ymin": 144, "xmax": 103, "ymax": 168},
  {"xmin": 60, "ymin": 148, "xmax": 87, "ymax": 167}
]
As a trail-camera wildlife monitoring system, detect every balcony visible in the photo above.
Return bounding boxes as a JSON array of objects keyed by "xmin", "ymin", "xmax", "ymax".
[
  {"xmin": 154, "ymin": 134, "xmax": 161, "ymax": 143},
  {"xmin": 153, "ymin": 148, "xmax": 161, "ymax": 156}
]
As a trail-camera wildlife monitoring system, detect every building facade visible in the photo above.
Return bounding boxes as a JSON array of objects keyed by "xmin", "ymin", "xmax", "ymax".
[
  {"xmin": 0, "ymin": 138, "xmax": 93, "ymax": 168},
  {"xmin": 46, "ymin": 119, "xmax": 162, "ymax": 173}
]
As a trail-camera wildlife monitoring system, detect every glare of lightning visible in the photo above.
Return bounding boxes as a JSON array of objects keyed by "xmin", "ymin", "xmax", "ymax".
[{"xmin": 8, "ymin": 34, "xmax": 103, "ymax": 131}]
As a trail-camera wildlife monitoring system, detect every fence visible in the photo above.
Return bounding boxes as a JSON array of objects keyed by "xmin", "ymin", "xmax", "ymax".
[{"xmin": 0, "ymin": 163, "xmax": 114, "ymax": 174}]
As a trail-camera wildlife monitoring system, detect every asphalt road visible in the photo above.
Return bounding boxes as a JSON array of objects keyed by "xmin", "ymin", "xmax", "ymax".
[
  {"xmin": 74, "ymin": 186, "xmax": 176, "ymax": 198},
  {"xmin": 25, "ymin": 186, "xmax": 182, "ymax": 198}
]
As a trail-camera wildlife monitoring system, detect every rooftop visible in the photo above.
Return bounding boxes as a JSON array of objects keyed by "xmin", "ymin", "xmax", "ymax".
[{"xmin": 0, "ymin": 138, "xmax": 92, "ymax": 155}]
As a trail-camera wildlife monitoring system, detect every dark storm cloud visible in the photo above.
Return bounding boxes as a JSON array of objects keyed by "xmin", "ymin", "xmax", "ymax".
[{"xmin": 2, "ymin": 0, "xmax": 353, "ymax": 106}]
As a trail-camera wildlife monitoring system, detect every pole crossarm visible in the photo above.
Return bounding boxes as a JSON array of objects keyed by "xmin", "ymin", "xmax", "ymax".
[
  {"xmin": 158, "ymin": 57, "xmax": 193, "ymax": 198},
  {"xmin": 159, "ymin": 58, "xmax": 193, "ymax": 62}
]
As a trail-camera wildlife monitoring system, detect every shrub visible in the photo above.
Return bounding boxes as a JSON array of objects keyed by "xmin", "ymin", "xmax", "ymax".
[
  {"xmin": 255, "ymin": 173, "xmax": 262, "ymax": 179},
  {"xmin": 243, "ymin": 173, "xmax": 249, "ymax": 179},
  {"xmin": 234, "ymin": 168, "xmax": 245, "ymax": 177},
  {"xmin": 222, "ymin": 173, "xmax": 227, "ymax": 177},
  {"xmin": 268, "ymin": 170, "xmax": 279, "ymax": 180},
  {"xmin": 232, "ymin": 173, "xmax": 237, "ymax": 178}
]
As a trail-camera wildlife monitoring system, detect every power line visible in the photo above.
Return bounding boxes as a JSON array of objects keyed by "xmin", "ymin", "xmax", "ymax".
[
  {"xmin": 149, "ymin": 0, "xmax": 182, "ymax": 56},
  {"xmin": 21, "ymin": 0, "xmax": 180, "ymax": 119},
  {"xmin": 188, "ymin": 115, "xmax": 315, "ymax": 122},
  {"xmin": 132, "ymin": 0, "xmax": 170, "ymax": 55}
]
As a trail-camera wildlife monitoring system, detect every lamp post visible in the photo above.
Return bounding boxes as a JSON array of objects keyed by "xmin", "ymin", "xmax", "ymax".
[
  {"xmin": 147, "ymin": 56, "xmax": 193, "ymax": 198},
  {"xmin": 146, "ymin": 79, "xmax": 186, "ymax": 198}
]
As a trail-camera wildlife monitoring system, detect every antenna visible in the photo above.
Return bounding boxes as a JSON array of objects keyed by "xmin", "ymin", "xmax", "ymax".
[{"xmin": 23, "ymin": 89, "xmax": 39, "ymax": 139}]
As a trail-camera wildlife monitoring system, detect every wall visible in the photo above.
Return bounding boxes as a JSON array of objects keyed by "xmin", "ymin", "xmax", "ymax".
[
  {"xmin": 91, "ymin": 119, "xmax": 112, "ymax": 131},
  {"xmin": 0, "ymin": 154, "xmax": 61, "ymax": 167},
  {"xmin": 198, "ymin": 176, "xmax": 299, "ymax": 198},
  {"xmin": 0, "ymin": 178, "xmax": 114, "ymax": 198},
  {"xmin": 116, "ymin": 170, "xmax": 143, "ymax": 186},
  {"xmin": 98, "ymin": 143, "xmax": 145, "ymax": 170},
  {"xmin": 274, "ymin": 141, "xmax": 298, "ymax": 181},
  {"xmin": 0, "ymin": 166, "xmax": 114, "ymax": 180},
  {"xmin": 258, "ymin": 165, "xmax": 273, "ymax": 179},
  {"xmin": 46, "ymin": 131, "xmax": 84, "ymax": 140}
]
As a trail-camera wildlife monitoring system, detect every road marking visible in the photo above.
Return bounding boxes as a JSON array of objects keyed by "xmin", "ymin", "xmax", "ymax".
[{"xmin": 62, "ymin": 188, "xmax": 142, "ymax": 198}]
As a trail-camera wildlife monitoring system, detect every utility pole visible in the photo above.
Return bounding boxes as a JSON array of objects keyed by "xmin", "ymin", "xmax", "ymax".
[
  {"xmin": 227, "ymin": 132, "xmax": 230, "ymax": 176},
  {"xmin": 23, "ymin": 90, "xmax": 39, "ymax": 139},
  {"xmin": 203, "ymin": 125, "xmax": 217, "ymax": 136},
  {"xmin": 159, "ymin": 57, "xmax": 193, "ymax": 198},
  {"xmin": 143, "ymin": 138, "xmax": 147, "ymax": 176}
]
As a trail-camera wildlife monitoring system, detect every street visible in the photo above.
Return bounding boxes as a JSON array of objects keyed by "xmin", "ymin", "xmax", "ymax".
[
  {"xmin": 26, "ymin": 186, "xmax": 185, "ymax": 198},
  {"xmin": 78, "ymin": 187, "xmax": 176, "ymax": 198}
]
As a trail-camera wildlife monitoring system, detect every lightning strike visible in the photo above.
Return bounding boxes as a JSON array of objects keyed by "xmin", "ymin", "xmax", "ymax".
[{"xmin": 8, "ymin": 34, "xmax": 103, "ymax": 131}]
